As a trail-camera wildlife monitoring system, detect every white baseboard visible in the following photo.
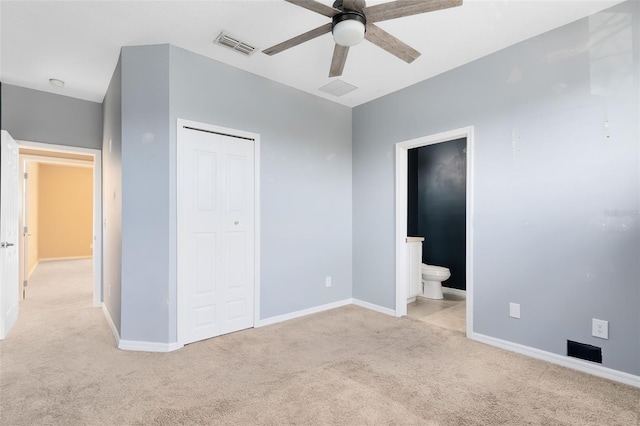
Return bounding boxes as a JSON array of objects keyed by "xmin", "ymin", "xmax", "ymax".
[
  {"xmin": 39, "ymin": 255, "xmax": 93, "ymax": 262},
  {"xmin": 101, "ymin": 304, "xmax": 120, "ymax": 346},
  {"xmin": 469, "ymin": 332, "xmax": 640, "ymax": 388},
  {"xmin": 256, "ymin": 299, "xmax": 352, "ymax": 328},
  {"xmin": 442, "ymin": 287, "xmax": 466, "ymax": 297},
  {"xmin": 100, "ymin": 295, "xmax": 638, "ymax": 388},
  {"xmin": 255, "ymin": 298, "xmax": 396, "ymax": 328},
  {"xmin": 118, "ymin": 340, "xmax": 182, "ymax": 353},
  {"xmin": 118, "ymin": 298, "xmax": 358, "ymax": 351},
  {"xmin": 28, "ymin": 260, "xmax": 39, "ymax": 279},
  {"xmin": 105, "ymin": 305, "xmax": 181, "ymax": 353},
  {"xmin": 352, "ymin": 298, "xmax": 396, "ymax": 317}
]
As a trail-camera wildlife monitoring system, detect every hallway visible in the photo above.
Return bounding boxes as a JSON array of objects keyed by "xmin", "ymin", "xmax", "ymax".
[
  {"xmin": 2, "ymin": 258, "xmax": 106, "ymax": 361},
  {"xmin": 22, "ymin": 258, "xmax": 94, "ymax": 313}
]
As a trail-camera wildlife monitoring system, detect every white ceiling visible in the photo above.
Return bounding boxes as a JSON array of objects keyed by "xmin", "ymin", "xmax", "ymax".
[{"xmin": 0, "ymin": 0, "xmax": 626, "ymax": 107}]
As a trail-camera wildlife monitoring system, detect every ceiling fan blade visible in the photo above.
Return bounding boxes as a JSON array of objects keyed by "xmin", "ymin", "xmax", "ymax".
[
  {"xmin": 364, "ymin": 0, "xmax": 463, "ymax": 23},
  {"xmin": 285, "ymin": 0, "xmax": 340, "ymax": 17},
  {"xmin": 263, "ymin": 23, "xmax": 332, "ymax": 56},
  {"xmin": 329, "ymin": 45, "xmax": 350, "ymax": 77},
  {"xmin": 342, "ymin": 0, "xmax": 366, "ymax": 12},
  {"xmin": 364, "ymin": 23, "xmax": 421, "ymax": 63}
]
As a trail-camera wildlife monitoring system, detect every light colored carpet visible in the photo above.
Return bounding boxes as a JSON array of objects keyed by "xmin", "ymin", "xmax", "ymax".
[{"xmin": 1, "ymin": 259, "xmax": 639, "ymax": 425}]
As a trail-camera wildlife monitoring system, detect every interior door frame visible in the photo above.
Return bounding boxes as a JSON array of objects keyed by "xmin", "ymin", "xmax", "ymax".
[
  {"xmin": 16, "ymin": 140, "xmax": 103, "ymax": 308},
  {"xmin": 1, "ymin": 131, "xmax": 20, "ymax": 339},
  {"xmin": 176, "ymin": 118, "xmax": 261, "ymax": 347},
  {"xmin": 395, "ymin": 126, "xmax": 474, "ymax": 336}
]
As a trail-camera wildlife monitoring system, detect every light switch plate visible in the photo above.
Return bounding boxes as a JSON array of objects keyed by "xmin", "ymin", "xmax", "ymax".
[{"xmin": 509, "ymin": 303, "xmax": 521, "ymax": 319}]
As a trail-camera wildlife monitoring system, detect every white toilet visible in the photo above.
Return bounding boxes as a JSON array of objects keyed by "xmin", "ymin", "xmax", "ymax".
[{"xmin": 420, "ymin": 263, "xmax": 451, "ymax": 300}]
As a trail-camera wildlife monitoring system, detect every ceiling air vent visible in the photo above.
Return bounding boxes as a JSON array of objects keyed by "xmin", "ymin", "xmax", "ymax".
[
  {"xmin": 319, "ymin": 79, "xmax": 358, "ymax": 97},
  {"xmin": 214, "ymin": 32, "xmax": 256, "ymax": 56}
]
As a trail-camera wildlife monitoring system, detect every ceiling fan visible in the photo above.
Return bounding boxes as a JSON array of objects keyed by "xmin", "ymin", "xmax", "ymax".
[{"xmin": 263, "ymin": 0, "xmax": 463, "ymax": 78}]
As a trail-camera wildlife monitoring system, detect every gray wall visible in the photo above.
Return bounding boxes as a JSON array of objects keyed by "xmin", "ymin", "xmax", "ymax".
[
  {"xmin": 353, "ymin": 1, "xmax": 639, "ymax": 375},
  {"xmin": 102, "ymin": 56, "xmax": 123, "ymax": 335},
  {"xmin": 169, "ymin": 45, "xmax": 353, "ymax": 326},
  {"xmin": 1, "ymin": 84, "xmax": 102, "ymax": 149},
  {"xmin": 120, "ymin": 45, "xmax": 171, "ymax": 343},
  {"xmin": 113, "ymin": 44, "xmax": 352, "ymax": 343}
]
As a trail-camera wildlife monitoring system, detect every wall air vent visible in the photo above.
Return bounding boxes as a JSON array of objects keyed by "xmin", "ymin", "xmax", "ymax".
[
  {"xmin": 567, "ymin": 340, "xmax": 602, "ymax": 364},
  {"xmin": 319, "ymin": 79, "xmax": 358, "ymax": 97},
  {"xmin": 214, "ymin": 32, "xmax": 256, "ymax": 56}
]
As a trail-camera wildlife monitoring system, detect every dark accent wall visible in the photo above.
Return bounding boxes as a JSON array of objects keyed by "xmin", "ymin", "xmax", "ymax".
[
  {"xmin": 407, "ymin": 148, "xmax": 419, "ymax": 236},
  {"xmin": 408, "ymin": 138, "xmax": 467, "ymax": 290}
]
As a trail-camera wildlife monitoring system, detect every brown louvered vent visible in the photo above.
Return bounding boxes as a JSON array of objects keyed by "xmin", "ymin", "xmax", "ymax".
[{"xmin": 214, "ymin": 32, "xmax": 256, "ymax": 56}]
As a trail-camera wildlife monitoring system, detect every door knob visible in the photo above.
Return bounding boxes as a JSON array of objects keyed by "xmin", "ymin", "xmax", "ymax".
[
  {"xmin": 234, "ymin": 221, "xmax": 239, "ymax": 225},
  {"xmin": 1, "ymin": 242, "xmax": 14, "ymax": 248}
]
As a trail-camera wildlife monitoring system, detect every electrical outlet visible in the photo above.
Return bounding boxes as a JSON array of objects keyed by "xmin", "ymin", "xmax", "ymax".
[
  {"xmin": 509, "ymin": 303, "xmax": 520, "ymax": 319},
  {"xmin": 592, "ymin": 319, "xmax": 608, "ymax": 339},
  {"xmin": 325, "ymin": 276, "xmax": 332, "ymax": 288}
]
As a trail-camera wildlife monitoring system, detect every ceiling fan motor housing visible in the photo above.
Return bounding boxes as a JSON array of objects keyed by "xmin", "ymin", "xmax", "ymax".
[{"xmin": 332, "ymin": 11, "xmax": 367, "ymax": 47}]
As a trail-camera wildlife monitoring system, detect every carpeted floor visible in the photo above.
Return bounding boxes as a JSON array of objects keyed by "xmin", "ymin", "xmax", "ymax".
[{"xmin": 1, "ymin": 259, "xmax": 639, "ymax": 425}]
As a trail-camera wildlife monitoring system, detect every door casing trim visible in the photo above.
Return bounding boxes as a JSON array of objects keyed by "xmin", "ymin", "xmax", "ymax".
[
  {"xmin": 175, "ymin": 118, "xmax": 260, "ymax": 348},
  {"xmin": 16, "ymin": 140, "xmax": 102, "ymax": 308},
  {"xmin": 394, "ymin": 126, "xmax": 474, "ymax": 337}
]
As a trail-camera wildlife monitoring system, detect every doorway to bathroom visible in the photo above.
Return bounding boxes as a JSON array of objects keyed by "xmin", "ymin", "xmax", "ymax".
[
  {"xmin": 395, "ymin": 127, "xmax": 474, "ymax": 336},
  {"xmin": 408, "ymin": 138, "xmax": 466, "ymax": 290}
]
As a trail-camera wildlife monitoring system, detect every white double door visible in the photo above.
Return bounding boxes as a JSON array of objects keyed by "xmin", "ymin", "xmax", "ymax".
[
  {"xmin": 0, "ymin": 131, "xmax": 20, "ymax": 340},
  {"xmin": 178, "ymin": 123, "xmax": 255, "ymax": 346}
]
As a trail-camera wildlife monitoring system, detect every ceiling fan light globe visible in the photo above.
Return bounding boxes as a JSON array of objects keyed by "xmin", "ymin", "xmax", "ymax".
[{"xmin": 332, "ymin": 19, "xmax": 365, "ymax": 47}]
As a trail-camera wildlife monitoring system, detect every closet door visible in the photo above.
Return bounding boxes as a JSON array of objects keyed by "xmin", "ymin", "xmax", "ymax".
[{"xmin": 178, "ymin": 124, "xmax": 255, "ymax": 345}]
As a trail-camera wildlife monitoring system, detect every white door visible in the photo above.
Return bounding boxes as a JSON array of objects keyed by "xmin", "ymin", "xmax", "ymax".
[
  {"xmin": 178, "ymin": 124, "xmax": 255, "ymax": 345},
  {"xmin": 1, "ymin": 131, "xmax": 20, "ymax": 339}
]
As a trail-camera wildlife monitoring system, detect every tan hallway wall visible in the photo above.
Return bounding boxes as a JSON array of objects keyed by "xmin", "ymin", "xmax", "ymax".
[
  {"xmin": 26, "ymin": 162, "xmax": 40, "ymax": 276},
  {"xmin": 38, "ymin": 164, "xmax": 93, "ymax": 259}
]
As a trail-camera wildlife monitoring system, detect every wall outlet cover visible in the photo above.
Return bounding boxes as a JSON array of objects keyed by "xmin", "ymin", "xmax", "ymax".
[
  {"xmin": 509, "ymin": 303, "xmax": 520, "ymax": 319},
  {"xmin": 592, "ymin": 318, "xmax": 609, "ymax": 339}
]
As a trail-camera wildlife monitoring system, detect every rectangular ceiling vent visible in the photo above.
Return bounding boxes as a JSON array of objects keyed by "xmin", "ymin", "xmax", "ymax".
[
  {"xmin": 319, "ymin": 79, "xmax": 358, "ymax": 97},
  {"xmin": 214, "ymin": 32, "xmax": 256, "ymax": 56}
]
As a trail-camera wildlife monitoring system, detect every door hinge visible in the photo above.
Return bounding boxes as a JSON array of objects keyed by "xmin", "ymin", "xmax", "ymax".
[
  {"xmin": 23, "ymin": 280, "xmax": 28, "ymax": 288},
  {"xmin": 24, "ymin": 172, "xmax": 28, "ymax": 179},
  {"xmin": 23, "ymin": 226, "xmax": 28, "ymax": 234}
]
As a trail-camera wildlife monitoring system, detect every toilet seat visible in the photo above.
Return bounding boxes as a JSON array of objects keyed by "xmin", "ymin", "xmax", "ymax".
[{"xmin": 421, "ymin": 263, "xmax": 450, "ymax": 277}]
